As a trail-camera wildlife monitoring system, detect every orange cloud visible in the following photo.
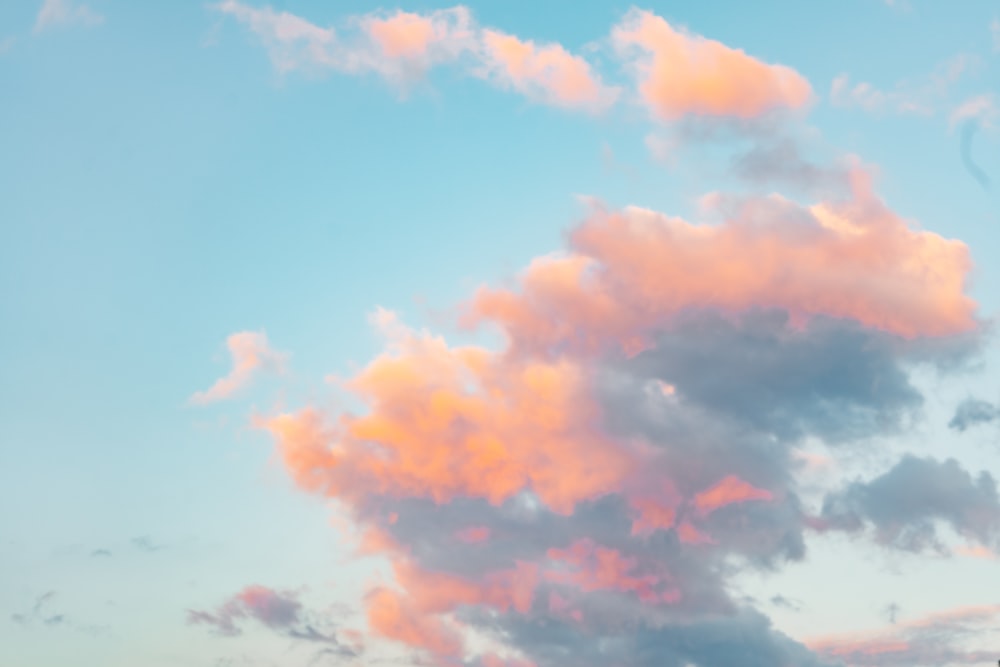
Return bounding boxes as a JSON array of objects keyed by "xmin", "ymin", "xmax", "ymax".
[
  {"xmin": 479, "ymin": 30, "xmax": 618, "ymax": 112},
  {"xmin": 612, "ymin": 9, "xmax": 811, "ymax": 120},
  {"xmin": 191, "ymin": 331, "xmax": 286, "ymax": 404},
  {"xmin": 693, "ymin": 475, "xmax": 774, "ymax": 516},
  {"xmin": 366, "ymin": 587, "xmax": 462, "ymax": 657},
  {"xmin": 466, "ymin": 169, "xmax": 975, "ymax": 355},
  {"xmin": 260, "ymin": 312, "xmax": 632, "ymax": 515}
]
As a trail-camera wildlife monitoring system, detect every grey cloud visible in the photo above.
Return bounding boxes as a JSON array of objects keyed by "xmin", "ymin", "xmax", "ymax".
[
  {"xmin": 820, "ymin": 455, "xmax": 1000, "ymax": 552},
  {"xmin": 949, "ymin": 397, "xmax": 999, "ymax": 431}
]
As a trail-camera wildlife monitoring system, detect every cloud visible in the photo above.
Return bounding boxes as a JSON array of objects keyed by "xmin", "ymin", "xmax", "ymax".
[
  {"xmin": 90, "ymin": 548, "xmax": 112, "ymax": 557},
  {"xmin": 217, "ymin": 4, "xmax": 825, "ymax": 120},
  {"xmin": 34, "ymin": 0, "xmax": 104, "ymax": 33},
  {"xmin": 464, "ymin": 169, "xmax": 975, "ymax": 354},
  {"xmin": 215, "ymin": 2, "xmax": 609, "ymax": 111},
  {"xmin": 250, "ymin": 160, "xmax": 983, "ymax": 665},
  {"xmin": 611, "ymin": 9, "xmax": 812, "ymax": 120},
  {"xmin": 818, "ymin": 455, "xmax": 1000, "ymax": 553},
  {"xmin": 130, "ymin": 536, "xmax": 165, "ymax": 552},
  {"xmin": 809, "ymin": 604, "xmax": 1000, "ymax": 665},
  {"xmin": 830, "ymin": 54, "xmax": 977, "ymax": 116},
  {"xmin": 189, "ymin": 585, "xmax": 356, "ymax": 658},
  {"xmin": 191, "ymin": 331, "xmax": 287, "ymax": 405},
  {"xmin": 949, "ymin": 397, "xmax": 1000, "ymax": 431},
  {"xmin": 478, "ymin": 30, "xmax": 619, "ymax": 112},
  {"xmin": 950, "ymin": 94, "xmax": 998, "ymax": 130},
  {"xmin": 992, "ymin": 19, "xmax": 1000, "ymax": 51}
]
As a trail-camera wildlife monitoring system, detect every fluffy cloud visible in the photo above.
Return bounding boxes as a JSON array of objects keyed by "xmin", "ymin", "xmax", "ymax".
[
  {"xmin": 611, "ymin": 9, "xmax": 811, "ymax": 120},
  {"xmin": 191, "ymin": 331, "xmax": 286, "ymax": 405},
  {"xmin": 818, "ymin": 455, "xmax": 1000, "ymax": 553},
  {"xmin": 251, "ymin": 165, "xmax": 983, "ymax": 665}
]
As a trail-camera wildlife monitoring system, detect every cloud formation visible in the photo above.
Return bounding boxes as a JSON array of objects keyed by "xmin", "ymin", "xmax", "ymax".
[
  {"xmin": 252, "ymin": 166, "xmax": 983, "ymax": 665},
  {"xmin": 191, "ymin": 331, "xmax": 286, "ymax": 405},
  {"xmin": 818, "ymin": 455, "xmax": 1000, "ymax": 553},
  {"xmin": 215, "ymin": 3, "xmax": 813, "ymax": 120}
]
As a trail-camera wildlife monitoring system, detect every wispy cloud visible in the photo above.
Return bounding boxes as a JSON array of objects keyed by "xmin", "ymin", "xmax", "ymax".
[
  {"xmin": 191, "ymin": 331, "xmax": 287, "ymax": 405},
  {"xmin": 189, "ymin": 586, "xmax": 358, "ymax": 660},
  {"xmin": 809, "ymin": 604, "xmax": 1000, "ymax": 665},
  {"xmin": 34, "ymin": 0, "xmax": 104, "ymax": 33},
  {"xmin": 830, "ymin": 54, "xmax": 977, "ymax": 115}
]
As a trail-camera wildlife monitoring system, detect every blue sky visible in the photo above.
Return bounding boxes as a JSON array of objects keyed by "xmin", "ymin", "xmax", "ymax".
[{"xmin": 2, "ymin": 1, "xmax": 1000, "ymax": 666}]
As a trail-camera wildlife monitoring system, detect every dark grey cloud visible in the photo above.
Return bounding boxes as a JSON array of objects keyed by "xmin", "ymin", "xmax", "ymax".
[
  {"xmin": 622, "ymin": 309, "xmax": 924, "ymax": 444},
  {"xmin": 819, "ymin": 455, "xmax": 1000, "ymax": 552},
  {"xmin": 949, "ymin": 397, "xmax": 999, "ymax": 431}
]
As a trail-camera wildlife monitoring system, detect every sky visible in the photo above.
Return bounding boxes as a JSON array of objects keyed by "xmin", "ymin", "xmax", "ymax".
[{"xmin": 1, "ymin": 0, "xmax": 1000, "ymax": 666}]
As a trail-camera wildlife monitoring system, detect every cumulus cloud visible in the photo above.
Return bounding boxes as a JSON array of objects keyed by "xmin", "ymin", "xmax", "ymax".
[
  {"xmin": 34, "ymin": 0, "xmax": 104, "ymax": 32},
  {"xmin": 250, "ymin": 164, "xmax": 984, "ymax": 665},
  {"xmin": 191, "ymin": 331, "xmax": 287, "ymax": 405},
  {"xmin": 818, "ymin": 455, "xmax": 1000, "ymax": 553},
  {"xmin": 611, "ymin": 9, "xmax": 812, "ymax": 120}
]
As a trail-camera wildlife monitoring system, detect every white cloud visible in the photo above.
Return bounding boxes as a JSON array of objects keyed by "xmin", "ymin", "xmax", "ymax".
[{"xmin": 34, "ymin": 0, "xmax": 104, "ymax": 33}]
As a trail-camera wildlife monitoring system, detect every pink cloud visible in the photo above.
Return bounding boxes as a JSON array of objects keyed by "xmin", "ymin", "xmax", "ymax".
[
  {"xmin": 191, "ymin": 331, "xmax": 286, "ymax": 405},
  {"xmin": 479, "ymin": 30, "xmax": 618, "ymax": 112},
  {"xmin": 465, "ymin": 168, "xmax": 975, "ymax": 356},
  {"xmin": 693, "ymin": 475, "xmax": 774, "ymax": 516},
  {"xmin": 612, "ymin": 9, "xmax": 811, "ymax": 120}
]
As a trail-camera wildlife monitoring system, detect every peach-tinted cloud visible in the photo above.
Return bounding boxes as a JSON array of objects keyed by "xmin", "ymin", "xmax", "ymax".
[
  {"xmin": 479, "ymin": 30, "xmax": 618, "ymax": 112},
  {"xmin": 34, "ymin": 0, "xmax": 104, "ymax": 33},
  {"xmin": 366, "ymin": 587, "xmax": 462, "ymax": 657},
  {"xmin": 612, "ymin": 9, "xmax": 811, "ymax": 120},
  {"xmin": 466, "ymin": 168, "xmax": 975, "ymax": 355},
  {"xmin": 260, "ymin": 311, "xmax": 632, "ymax": 514},
  {"xmin": 356, "ymin": 8, "xmax": 476, "ymax": 83},
  {"xmin": 693, "ymin": 475, "xmax": 774, "ymax": 516},
  {"xmin": 191, "ymin": 331, "xmax": 286, "ymax": 405}
]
